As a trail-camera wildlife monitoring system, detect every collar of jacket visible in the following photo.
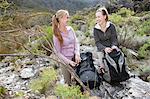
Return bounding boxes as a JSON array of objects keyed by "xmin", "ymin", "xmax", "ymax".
[{"xmin": 94, "ymin": 21, "xmax": 111, "ymax": 30}]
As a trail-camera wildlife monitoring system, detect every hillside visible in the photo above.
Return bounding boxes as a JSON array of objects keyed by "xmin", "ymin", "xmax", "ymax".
[{"xmin": 8, "ymin": 0, "xmax": 108, "ymax": 11}]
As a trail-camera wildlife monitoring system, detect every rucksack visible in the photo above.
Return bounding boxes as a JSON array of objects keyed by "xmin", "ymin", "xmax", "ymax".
[
  {"xmin": 75, "ymin": 52, "xmax": 101, "ymax": 89},
  {"xmin": 102, "ymin": 49, "xmax": 130, "ymax": 84}
]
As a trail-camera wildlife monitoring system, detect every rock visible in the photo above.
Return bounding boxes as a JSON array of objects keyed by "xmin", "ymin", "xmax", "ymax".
[
  {"xmin": 80, "ymin": 24, "xmax": 87, "ymax": 33},
  {"xmin": 89, "ymin": 96, "xmax": 101, "ymax": 99},
  {"xmin": 20, "ymin": 67, "xmax": 36, "ymax": 79},
  {"xmin": 0, "ymin": 63, "xmax": 9, "ymax": 69},
  {"xmin": 0, "ymin": 73, "xmax": 19, "ymax": 86},
  {"xmin": 97, "ymin": 77, "xmax": 150, "ymax": 99},
  {"xmin": 46, "ymin": 95, "xmax": 57, "ymax": 99},
  {"xmin": 0, "ymin": 66, "xmax": 13, "ymax": 74}
]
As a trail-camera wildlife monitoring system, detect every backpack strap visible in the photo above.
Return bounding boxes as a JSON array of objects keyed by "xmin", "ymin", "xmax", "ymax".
[
  {"xmin": 118, "ymin": 51, "xmax": 125, "ymax": 72},
  {"xmin": 104, "ymin": 52, "xmax": 118, "ymax": 72}
]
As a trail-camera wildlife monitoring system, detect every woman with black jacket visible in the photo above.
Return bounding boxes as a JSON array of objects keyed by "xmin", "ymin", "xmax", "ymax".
[{"xmin": 93, "ymin": 7, "xmax": 119, "ymax": 73}]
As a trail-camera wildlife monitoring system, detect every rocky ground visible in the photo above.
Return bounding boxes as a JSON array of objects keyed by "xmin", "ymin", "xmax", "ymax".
[{"xmin": 0, "ymin": 41, "xmax": 150, "ymax": 98}]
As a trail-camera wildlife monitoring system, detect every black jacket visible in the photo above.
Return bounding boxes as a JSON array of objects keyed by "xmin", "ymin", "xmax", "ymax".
[{"xmin": 93, "ymin": 22, "xmax": 118, "ymax": 51}]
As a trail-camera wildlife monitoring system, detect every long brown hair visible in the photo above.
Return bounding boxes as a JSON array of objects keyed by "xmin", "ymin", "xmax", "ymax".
[{"xmin": 52, "ymin": 10, "xmax": 69, "ymax": 45}]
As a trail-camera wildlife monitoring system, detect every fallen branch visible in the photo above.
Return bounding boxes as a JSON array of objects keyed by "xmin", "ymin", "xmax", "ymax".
[
  {"xmin": 0, "ymin": 29, "xmax": 21, "ymax": 34},
  {"xmin": 0, "ymin": 54, "xmax": 32, "ymax": 57},
  {"xmin": 0, "ymin": 35, "xmax": 91, "ymax": 93}
]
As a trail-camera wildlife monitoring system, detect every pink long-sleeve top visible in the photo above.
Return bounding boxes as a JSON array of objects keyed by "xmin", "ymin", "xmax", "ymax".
[{"xmin": 53, "ymin": 26, "xmax": 80, "ymax": 64}]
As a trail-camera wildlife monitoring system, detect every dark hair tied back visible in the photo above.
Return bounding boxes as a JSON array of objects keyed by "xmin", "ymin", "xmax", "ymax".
[
  {"xmin": 102, "ymin": 10, "xmax": 107, "ymax": 15},
  {"xmin": 55, "ymin": 15, "xmax": 59, "ymax": 22}
]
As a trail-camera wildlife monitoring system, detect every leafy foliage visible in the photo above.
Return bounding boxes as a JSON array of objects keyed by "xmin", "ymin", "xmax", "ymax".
[
  {"xmin": 42, "ymin": 26, "xmax": 53, "ymax": 41},
  {"xmin": 15, "ymin": 91, "xmax": 24, "ymax": 97},
  {"xmin": 55, "ymin": 84, "xmax": 89, "ymax": 99},
  {"xmin": 29, "ymin": 67, "xmax": 57, "ymax": 94},
  {"xmin": 138, "ymin": 41, "xmax": 150, "ymax": 59},
  {"xmin": 0, "ymin": 0, "xmax": 11, "ymax": 15},
  {"xmin": 137, "ymin": 19, "xmax": 150, "ymax": 36},
  {"xmin": 69, "ymin": 14, "xmax": 85, "ymax": 30},
  {"xmin": 109, "ymin": 13, "xmax": 124, "ymax": 26},
  {"xmin": 0, "ymin": 86, "xmax": 8, "ymax": 98},
  {"xmin": 109, "ymin": 8, "xmax": 138, "ymax": 26},
  {"xmin": 116, "ymin": 7, "xmax": 134, "ymax": 17}
]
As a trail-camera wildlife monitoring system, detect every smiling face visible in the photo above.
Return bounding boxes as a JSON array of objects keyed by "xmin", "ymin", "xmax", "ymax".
[
  {"xmin": 96, "ymin": 11, "xmax": 107, "ymax": 25},
  {"xmin": 59, "ymin": 13, "xmax": 70, "ymax": 26}
]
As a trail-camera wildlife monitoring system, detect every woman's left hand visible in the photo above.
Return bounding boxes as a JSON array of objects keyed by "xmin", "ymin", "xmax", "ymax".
[{"xmin": 75, "ymin": 54, "xmax": 81, "ymax": 64}]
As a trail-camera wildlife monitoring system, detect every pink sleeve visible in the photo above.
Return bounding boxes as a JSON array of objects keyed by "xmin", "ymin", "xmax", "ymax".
[{"xmin": 53, "ymin": 36, "xmax": 71, "ymax": 64}]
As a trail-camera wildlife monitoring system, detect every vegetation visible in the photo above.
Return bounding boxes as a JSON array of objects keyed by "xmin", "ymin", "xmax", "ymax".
[
  {"xmin": 15, "ymin": 91, "xmax": 25, "ymax": 97},
  {"xmin": 0, "ymin": 0, "xmax": 150, "ymax": 98},
  {"xmin": 42, "ymin": 26, "xmax": 53, "ymax": 41},
  {"xmin": 137, "ymin": 19, "xmax": 150, "ymax": 36},
  {"xmin": 29, "ymin": 67, "xmax": 57, "ymax": 94},
  {"xmin": 0, "ymin": 86, "xmax": 8, "ymax": 98},
  {"xmin": 55, "ymin": 84, "xmax": 89, "ymax": 99},
  {"xmin": 116, "ymin": 7, "xmax": 134, "ymax": 17},
  {"xmin": 138, "ymin": 41, "xmax": 150, "ymax": 59},
  {"xmin": 0, "ymin": 0, "xmax": 11, "ymax": 15}
]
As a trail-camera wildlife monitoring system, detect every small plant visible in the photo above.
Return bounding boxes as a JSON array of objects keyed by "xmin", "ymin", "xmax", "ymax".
[
  {"xmin": 138, "ymin": 42, "xmax": 150, "ymax": 59},
  {"xmin": 42, "ymin": 26, "xmax": 53, "ymax": 41},
  {"xmin": 0, "ymin": 86, "xmax": 8, "ymax": 98},
  {"xmin": 29, "ymin": 67, "xmax": 57, "ymax": 94},
  {"xmin": 70, "ymin": 14, "xmax": 84, "ymax": 22},
  {"xmin": 109, "ymin": 14, "xmax": 124, "ymax": 26},
  {"xmin": 138, "ymin": 65, "xmax": 150, "ymax": 82},
  {"xmin": 137, "ymin": 19, "xmax": 150, "ymax": 36},
  {"xmin": 0, "ymin": 0, "xmax": 11, "ymax": 15},
  {"xmin": 116, "ymin": 7, "xmax": 134, "ymax": 17},
  {"xmin": 15, "ymin": 91, "xmax": 24, "ymax": 97},
  {"xmin": 55, "ymin": 84, "xmax": 89, "ymax": 99}
]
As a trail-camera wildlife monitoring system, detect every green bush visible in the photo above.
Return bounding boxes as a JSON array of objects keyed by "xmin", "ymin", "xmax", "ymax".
[
  {"xmin": 116, "ymin": 8, "xmax": 134, "ymax": 17},
  {"xmin": 55, "ymin": 84, "xmax": 89, "ymax": 99},
  {"xmin": 70, "ymin": 14, "xmax": 84, "ymax": 22},
  {"xmin": 138, "ymin": 42, "xmax": 150, "ymax": 59},
  {"xmin": 125, "ymin": 16, "xmax": 140, "ymax": 26},
  {"xmin": 42, "ymin": 26, "xmax": 53, "ymax": 41},
  {"xmin": 29, "ymin": 67, "xmax": 57, "ymax": 94},
  {"xmin": 109, "ymin": 13, "xmax": 124, "ymax": 26},
  {"xmin": 0, "ymin": 86, "xmax": 7, "ymax": 97},
  {"xmin": 69, "ymin": 14, "xmax": 85, "ymax": 31},
  {"xmin": 137, "ymin": 19, "xmax": 150, "ymax": 36},
  {"xmin": 15, "ymin": 91, "xmax": 24, "ymax": 97}
]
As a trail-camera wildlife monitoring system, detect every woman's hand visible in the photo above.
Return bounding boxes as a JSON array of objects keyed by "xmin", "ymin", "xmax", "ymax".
[
  {"xmin": 104, "ymin": 47, "xmax": 112, "ymax": 53},
  {"xmin": 75, "ymin": 54, "xmax": 81, "ymax": 64},
  {"xmin": 69, "ymin": 60, "xmax": 77, "ymax": 67}
]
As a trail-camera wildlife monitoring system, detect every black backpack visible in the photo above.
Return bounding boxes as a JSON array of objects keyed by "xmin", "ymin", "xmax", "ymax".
[
  {"xmin": 102, "ymin": 50, "xmax": 130, "ymax": 84},
  {"xmin": 75, "ymin": 52, "xmax": 101, "ymax": 89}
]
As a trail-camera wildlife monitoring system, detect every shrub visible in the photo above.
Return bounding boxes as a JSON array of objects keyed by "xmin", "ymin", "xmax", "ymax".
[
  {"xmin": 116, "ymin": 8, "xmax": 134, "ymax": 17},
  {"xmin": 15, "ymin": 91, "xmax": 24, "ymax": 97},
  {"xmin": 137, "ymin": 19, "xmax": 150, "ymax": 36},
  {"xmin": 55, "ymin": 84, "xmax": 89, "ymax": 99},
  {"xmin": 70, "ymin": 14, "xmax": 84, "ymax": 22},
  {"xmin": 138, "ymin": 42, "xmax": 150, "ymax": 59},
  {"xmin": 109, "ymin": 14, "xmax": 124, "ymax": 26},
  {"xmin": 0, "ymin": 86, "xmax": 8, "ymax": 98},
  {"xmin": 29, "ymin": 67, "xmax": 57, "ymax": 94},
  {"xmin": 42, "ymin": 26, "xmax": 53, "ymax": 41}
]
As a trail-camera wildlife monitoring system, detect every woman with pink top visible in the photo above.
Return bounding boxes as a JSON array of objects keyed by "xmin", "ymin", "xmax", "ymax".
[{"xmin": 52, "ymin": 10, "xmax": 81, "ymax": 85}]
